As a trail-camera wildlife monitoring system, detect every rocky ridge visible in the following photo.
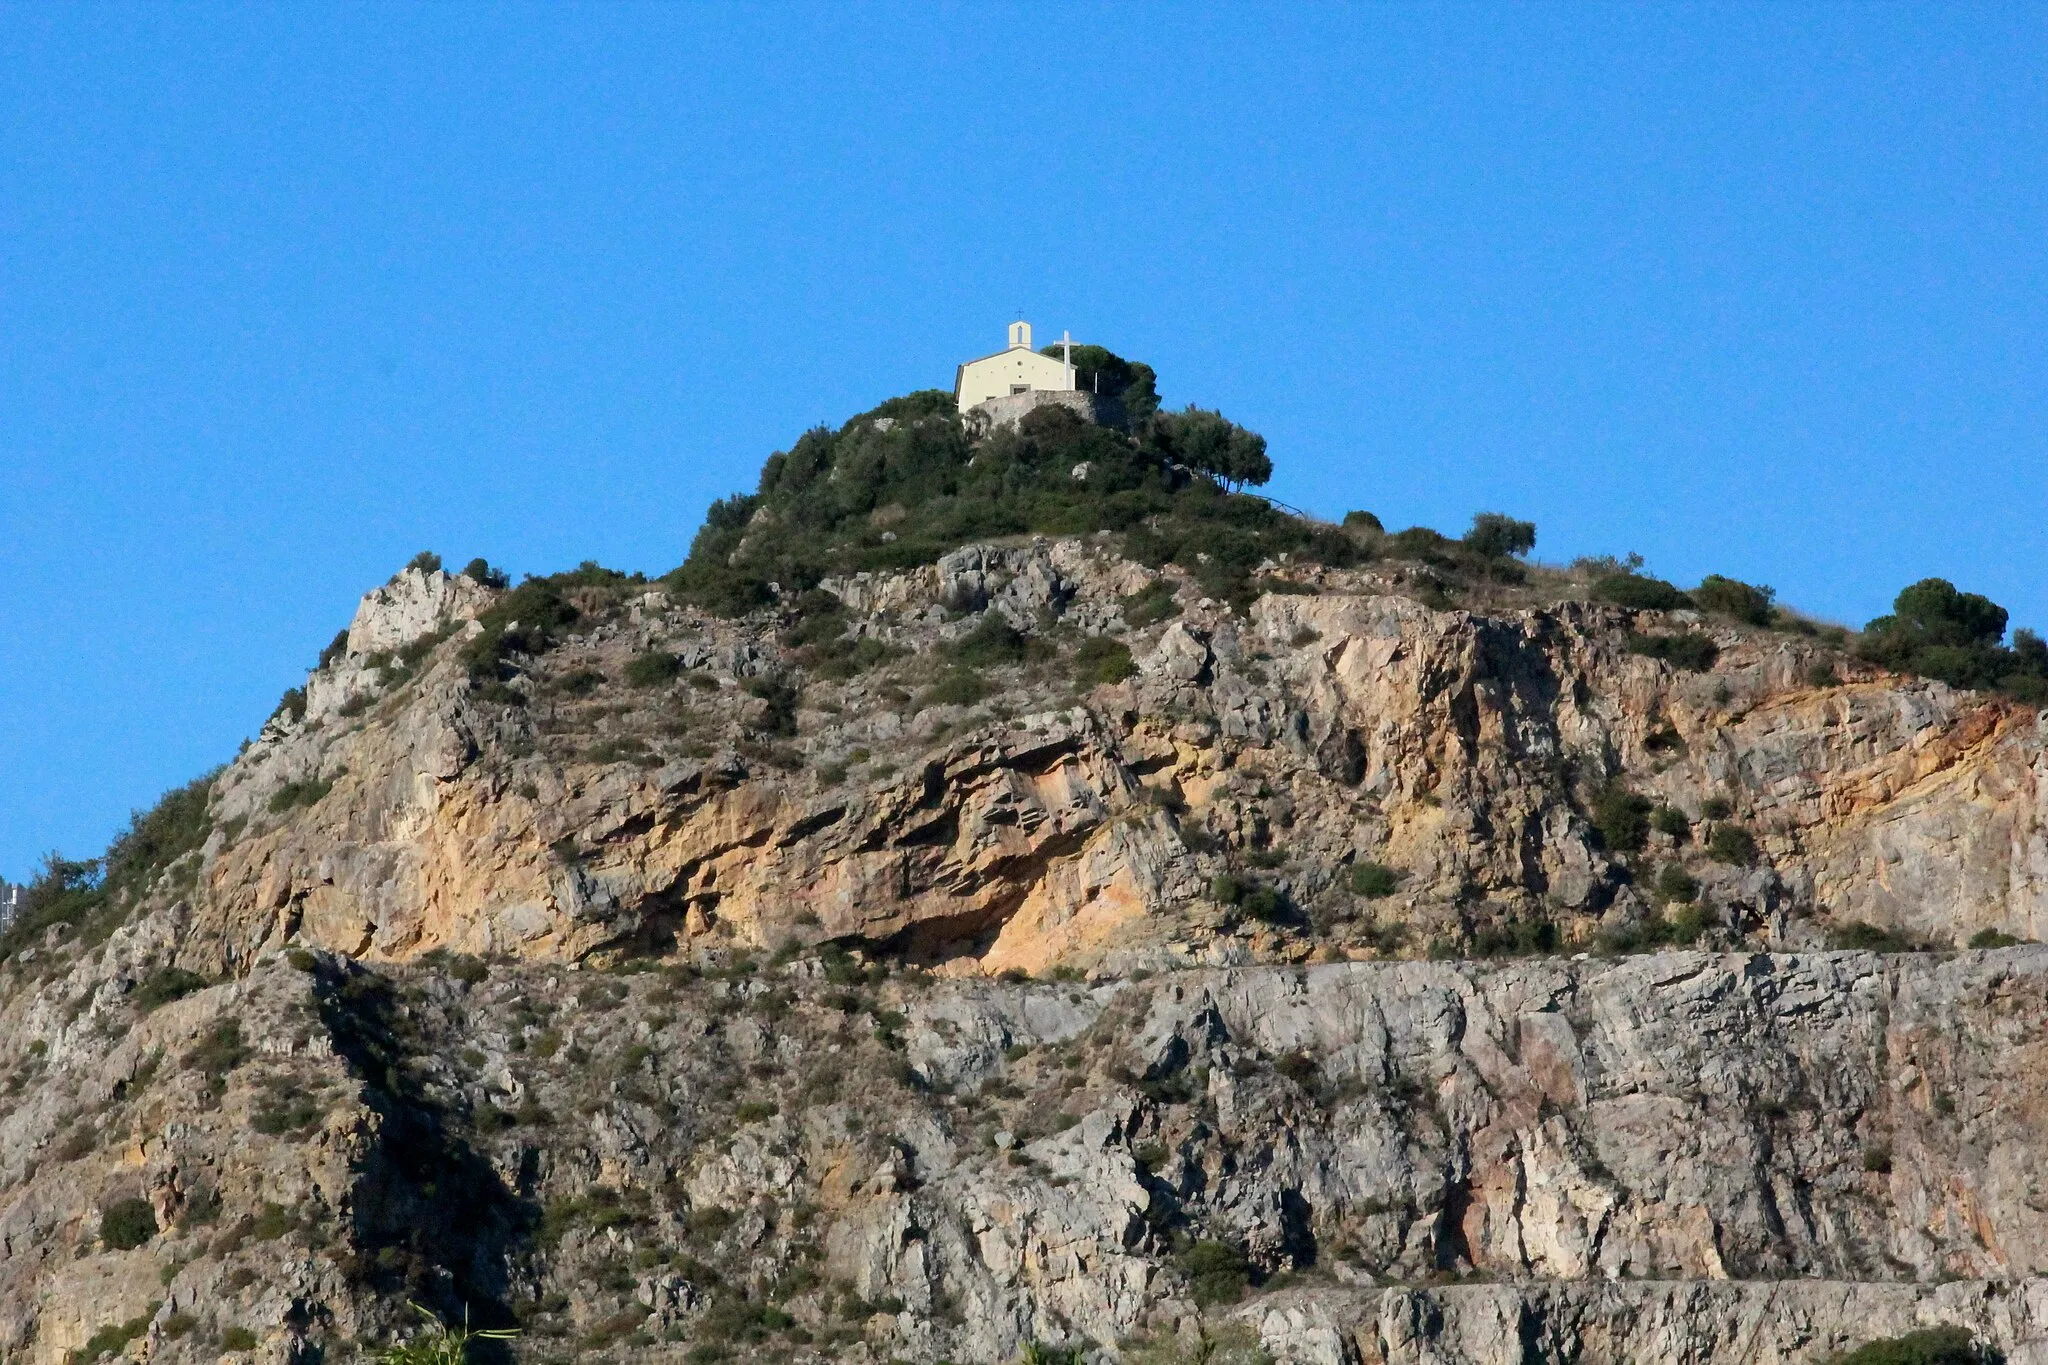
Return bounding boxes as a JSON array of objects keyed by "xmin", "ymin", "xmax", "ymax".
[{"xmin": 3, "ymin": 538, "xmax": 2047, "ymax": 1364}]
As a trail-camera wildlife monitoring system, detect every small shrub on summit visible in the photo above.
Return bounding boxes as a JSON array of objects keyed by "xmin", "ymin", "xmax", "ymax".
[
  {"xmin": 460, "ymin": 557, "xmax": 510, "ymax": 589},
  {"xmin": 404, "ymin": 551, "xmax": 442, "ymax": 576},
  {"xmin": 1595, "ymin": 573, "xmax": 1693, "ymax": 611},
  {"xmin": 1342, "ymin": 509, "xmax": 1384, "ymax": 532},
  {"xmin": 1691, "ymin": 574, "xmax": 1777, "ymax": 625},
  {"xmin": 99, "ymin": 1197, "xmax": 158, "ymax": 1250}
]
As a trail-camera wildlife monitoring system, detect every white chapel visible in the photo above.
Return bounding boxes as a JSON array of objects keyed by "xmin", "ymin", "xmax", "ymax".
[{"xmin": 954, "ymin": 321, "xmax": 1077, "ymax": 412}]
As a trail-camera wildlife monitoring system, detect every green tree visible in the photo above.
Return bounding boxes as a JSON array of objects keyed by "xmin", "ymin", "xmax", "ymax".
[
  {"xmin": 1462, "ymin": 512, "xmax": 1536, "ymax": 560},
  {"xmin": 1151, "ymin": 407, "xmax": 1272, "ymax": 489},
  {"xmin": 1857, "ymin": 577, "xmax": 2045, "ymax": 697},
  {"xmin": 1039, "ymin": 342, "xmax": 1160, "ymax": 425}
]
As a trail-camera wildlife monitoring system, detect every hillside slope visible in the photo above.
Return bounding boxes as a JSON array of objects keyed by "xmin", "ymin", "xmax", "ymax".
[{"xmin": 5, "ymin": 393, "xmax": 2048, "ymax": 1365}]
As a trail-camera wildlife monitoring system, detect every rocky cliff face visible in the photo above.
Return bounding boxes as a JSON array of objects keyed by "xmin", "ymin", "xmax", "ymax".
[{"xmin": 5, "ymin": 544, "xmax": 2047, "ymax": 1364}]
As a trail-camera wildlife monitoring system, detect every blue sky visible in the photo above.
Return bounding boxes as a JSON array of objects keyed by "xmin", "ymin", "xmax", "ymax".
[{"xmin": 3, "ymin": 4, "xmax": 2044, "ymax": 879}]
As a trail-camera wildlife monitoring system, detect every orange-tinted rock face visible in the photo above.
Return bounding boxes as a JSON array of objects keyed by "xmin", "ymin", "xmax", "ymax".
[{"xmin": 188, "ymin": 544, "xmax": 2046, "ymax": 981}]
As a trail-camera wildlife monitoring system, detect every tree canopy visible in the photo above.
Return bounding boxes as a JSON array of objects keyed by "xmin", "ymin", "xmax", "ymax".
[
  {"xmin": 1859, "ymin": 577, "xmax": 2046, "ymax": 699},
  {"xmin": 1147, "ymin": 406, "xmax": 1272, "ymax": 489},
  {"xmin": 1038, "ymin": 342, "xmax": 1160, "ymax": 425}
]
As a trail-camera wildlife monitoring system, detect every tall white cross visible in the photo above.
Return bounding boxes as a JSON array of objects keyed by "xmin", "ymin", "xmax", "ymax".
[{"xmin": 1060, "ymin": 329, "xmax": 1075, "ymax": 390}]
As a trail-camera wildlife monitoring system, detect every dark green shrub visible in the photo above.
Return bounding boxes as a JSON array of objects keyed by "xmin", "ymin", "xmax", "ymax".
[
  {"xmin": 1969, "ymin": 928, "xmax": 2023, "ymax": 949},
  {"xmin": 1654, "ymin": 863, "xmax": 1698, "ymax": 904},
  {"xmin": 951, "ymin": 615, "xmax": 1027, "ymax": 667},
  {"xmin": 1073, "ymin": 637, "xmax": 1135, "ymax": 685},
  {"xmin": 1628, "ymin": 632, "xmax": 1719, "ymax": 671},
  {"xmin": 461, "ymin": 579, "xmax": 580, "ymax": 681},
  {"xmin": 742, "ymin": 676, "xmax": 800, "ymax": 734},
  {"xmin": 624, "ymin": 651, "xmax": 682, "ymax": 687},
  {"xmin": 271, "ymin": 687, "xmax": 308, "ymax": 726},
  {"xmin": 1595, "ymin": 573, "xmax": 1692, "ymax": 611},
  {"xmin": 100, "ymin": 1197, "xmax": 158, "ymax": 1250},
  {"xmin": 1210, "ymin": 874, "xmax": 1244, "ymax": 905},
  {"xmin": 661, "ymin": 378, "xmax": 1356, "ymax": 622},
  {"xmin": 920, "ymin": 670, "xmax": 987, "ymax": 708},
  {"xmin": 1705, "ymin": 823, "xmax": 1759, "ymax": 865},
  {"xmin": 1239, "ymin": 886, "xmax": 1287, "ymax": 922},
  {"xmin": 1827, "ymin": 1325, "xmax": 1990, "ymax": 1364},
  {"xmin": 1589, "ymin": 784, "xmax": 1653, "ymax": 854},
  {"xmin": 1691, "ymin": 575, "xmax": 1776, "ymax": 625},
  {"xmin": 1342, "ymin": 510, "xmax": 1384, "ymax": 532},
  {"xmin": 133, "ymin": 967, "xmax": 208, "ymax": 1012},
  {"xmin": 1701, "ymin": 797, "xmax": 1734, "ymax": 820},
  {"xmin": 404, "ymin": 551, "xmax": 442, "ymax": 575},
  {"xmin": 1807, "ymin": 661, "xmax": 1841, "ymax": 688},
  {"xmin": 266, "ymin": 775, "xmax": 334, "ymax": 814},
  {"xmin": 1178, "ymin": 1239, "xmax": 1253, "ymax": 1306},
  {"xmin": 251, "ymin": 1094, "xmax": 322, "ymax": 1135},
  {"xmin": 461, "ymin": 557, "xmax": 510, "ymax": 589},
  {"xmin": 182, "ymin": 1019, "xmax": 250, "ymax": 1080},
  {"xmin": 1471, "ymin": 918, "xmax": 1559, "ymax": 957},
  {"xmin": 1599, "ymin": 906, "xmax": 1705, "ymax": 953},
  {"xmin": 1830, "ymin": 921, "xmax": 1915, "ymax": 952},
  {"xmin": 1652, "ymin": 806, "xmax": 1691, "ymax": 841},
  {"xmin": 1121, "ymin": 582, "xmax": 1181, "ymax": 626},
  {"xmin": 221, "ymin": 1327, "xmax": 259, "ymax": 1351},
  {"xmin": 557, "ymin": 668, "xmax": 605, "ymax": 695},
  {"xmin": 1386, "ymin": 526, "xmax": 1457, "ymax": 564},
  {"xmin": 73, "ymin": 1313, "xmax": 157, "ymax": 1363},
  {"xmin": 317, "ymin": 629, "xmax": 351, "ymax": 668},
  {"xmin": 1349, "ymin": 862, "xmax": 1401, "ymax": 899},
  {"xmin": 1462, "ymin": 512, "xmax": 1536, "ymax": 560}
]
